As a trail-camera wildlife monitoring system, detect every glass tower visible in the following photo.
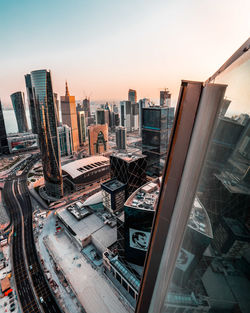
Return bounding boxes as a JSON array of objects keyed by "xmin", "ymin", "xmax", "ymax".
[
  {"xmin": 0, "ymin": 100, "xmax": 9, "ymax": 154},
  {"xmin": 10, "ymin": 91, "xmax": 29, "ymax": 133},
  {"xmin": 31, "ymin": 69, "xmax": 63, "ymax": 198},
  {"xmin": 25, "ymin": 74, "xmax": 38, "ymax": 134}
]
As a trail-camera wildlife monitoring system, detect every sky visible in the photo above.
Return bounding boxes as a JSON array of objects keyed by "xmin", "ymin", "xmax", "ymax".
[{"xmin": 0, "ymin": 0, "xmax": 249, "ymax": 108}]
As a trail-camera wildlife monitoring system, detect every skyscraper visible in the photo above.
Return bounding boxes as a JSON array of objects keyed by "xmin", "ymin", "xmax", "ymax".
[
  {"xmin": 82, "ymin": 97, "xmax": 91, "ymax": 117},
  {"xmin": 31, "ymin": 69, "xmax": 63, "ymax": 199},
  {"xmin": 60, "ymin": 82, "xmax": 79, "ymax": 152},
  {"xmin": 10, "ymin": 91, "xmax": 29, "ymax": 133},
  {"xmin": 96, "ymin": 108, "xmax": 109, "ymax": 125},
  {"xmin": 142, "ymin": 106, "xmax": 174, "ymax": 176},
  {"xmin": 160, "ymin": 89, "xmax": 171, "ymax": 107},
  {"xmin": 116, "ymin": 126, "xmax": 127, "ymax": 150},
  {"xmin": 88, "ymin": 124, "xmax": 108, "ymax": 155},
  {"xmin": 128, "ymin": 89, "xmax": 137, "ymax": 103},
  {"xmin": 54, "ymin": 93, "xmax": 60, "ymax": 125},
  {"xmin": 119, "ymin": 101, "xmax": 139, "ymax": 132},
  {"xmin": 0, "ymin": 100, "xmax": 9, "ymax": 154},
  {"xmin": 25, "ymin": 74, "xmax": 38, "ymax": 134},
  {"xmin": 77, "ymin": 110, "xmax": 86, "ymax": 146}
]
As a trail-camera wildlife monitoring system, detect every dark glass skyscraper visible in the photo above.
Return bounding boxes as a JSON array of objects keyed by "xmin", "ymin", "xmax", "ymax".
[
  {"xmin": 10, "ymin": 91, "xmax": 29, "ymax": 133},
  {"xmin": 0, "ymin": 100, "xmax": 9, "ymax": 154},
  {"xmin": 25, "ymin": 74, "xmax": 38, "ymax": 134},
  {"xmin": 142, "ymin": 106, "xmax": 174, "ymax": 176},
  {"xmin": 31, "ymin": 69, "xmax": 63, "ymax": 198}
]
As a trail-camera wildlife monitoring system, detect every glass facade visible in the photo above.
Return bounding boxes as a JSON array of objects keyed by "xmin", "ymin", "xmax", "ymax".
[
  {"xmin": 77, "ymin": 110, "xmax": 86, "ymax": 145},
  {"xmin": 10, "ymin": 91, "xmax": 29, "ymax": 133},
  {"xmin": 0, "ymin": 100, "xmax": 9, "ymax": 154},
  {"xmin": 25, "ymin": 74, "xmax": 38, "ymax": 134},
  {"xmin": 136, "ymin": 40, "xmax": 250, "ymax": 313},
  {"xmin": 31, "ymin": 69, "xmax": 63, "ymax": 198}
]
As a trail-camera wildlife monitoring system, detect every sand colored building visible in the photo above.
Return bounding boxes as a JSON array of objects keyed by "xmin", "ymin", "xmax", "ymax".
[{"xmin": 88, "ymin": 124, "xmax": 108, "ymax": 155}]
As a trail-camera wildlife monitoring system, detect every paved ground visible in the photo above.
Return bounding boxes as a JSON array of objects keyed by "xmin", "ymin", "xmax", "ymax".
[{"xmin": 38, "ymin": 213, "xmax": 130, "ymax": 313}]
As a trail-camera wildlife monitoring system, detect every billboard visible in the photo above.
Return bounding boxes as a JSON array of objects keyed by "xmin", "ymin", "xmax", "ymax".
[{"xmin": 129, "ymin": 228, "xmax": 151, "ymax": 251}]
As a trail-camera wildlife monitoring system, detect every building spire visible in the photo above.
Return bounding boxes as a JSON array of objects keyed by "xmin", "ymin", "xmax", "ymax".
[{"xmin": 65, "ymin": 81, "xmax": 69, "ymax": 96}]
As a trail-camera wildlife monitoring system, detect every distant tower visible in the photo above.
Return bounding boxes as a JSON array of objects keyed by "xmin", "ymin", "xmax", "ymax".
[
  {"xmin": 82, "ymin": 97, "xmax": 91, "ymax": 117},
  {"xmin": 10, "ymin": 91, "xmax": 29, "ymax": 133},
  {"xmin": 77, "ymin": 111, "xmax": 86, "ymax": 145},
  {"xmin": 0, "ymin": 100, "xmax": 9, "ymax": 154},
  {"xmin": 128, "ymin": 89, "xmax": 137, "ymax": 103},
  {"xmin": 25, "ymin": 74, "xmax": 38, "ymax": 134},
  {"xmin": 31, "ymin": 69, "xmax": 63, "ymax": 199},
  {"xmin": 60, "ymin": 81, "xmax": 79, "ymax": 152},
  {"xmin": 116, "ymin": 126, "xmax": 127, "ymax": 150},
  {"xmin": 96, "ymin": 108, "xmax": 109, "ymax": 125},
  {"xmin": 160, "ymin": 89, "xmax": 171, "ymax": 107}
]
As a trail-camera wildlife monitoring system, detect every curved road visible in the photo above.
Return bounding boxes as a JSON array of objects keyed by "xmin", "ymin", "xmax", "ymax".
[{"xmin": 3, "ymin": 154, "xmax": 62, "ymax": 313}]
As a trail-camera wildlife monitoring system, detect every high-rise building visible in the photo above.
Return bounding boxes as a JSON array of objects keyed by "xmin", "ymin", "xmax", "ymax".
[
  {"xmin": 10, "ymin": 91, "xmax": 29, "ymax": 133},
  {"xmin": 0, "ymin": 100, "xmax": 9, "ymax": 154},
  {"xmin": 160, "ymin": 89, "xmax": 171, "ymax": 107},
  {"xmin": 60, "ymin": 82, "xmax": 79, "ymax": 152},
  {"xmin": 31, "ymin": 69, "xmax": 63, "ymax": 199},
  {"xmin": 110, "ymin": 152, "xmax": 147, "ymax": 196},
  {"xmin": 88, "ymin": 124, "xmax": 109, "ymax": 155},
  {"xmin": 120, "ymin": 101, "xmax": 139, "ymax": 132},
  {"xmin": 77, "ymin": 110, "xmax": 86, "ymax": 146},
  {"xmin": 82, "ymin": 97, "xmax": 91, "ymax": 117},
  {"xmin": 96, "ymin": 108, "xmax": 109, "ymax": 125},
  {"xmin": 116, "ymin": 126, "xmax": 127, "ymax": 150},
  {"xmin": 128, "ymin": 89, "xmax": 137, "ymax": 103},
  {"xmin": 142, "ymin": 106, "xmax": 174, "ymax": 176},
  {"xmin": 101, "ymin": 178, "xmax": 126, "ymax": 213},
  {"xmin": 25, "ymin": 74, "xmax": 38, "ymax": 134},
  {"xmin": 139, "ymin": 98, "xmax": 150, "ymax": 136},
  {"xmin": 58, "ymin": 124, "xmax": 72, "ymax": 156},
  {"xmin": 54, "ymin": 93, "xmax": 60, "ymax": 124}
]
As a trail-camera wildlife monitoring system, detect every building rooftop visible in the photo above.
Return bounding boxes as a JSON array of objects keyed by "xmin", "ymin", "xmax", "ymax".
[
  {"xmin": 62, "ymin": 156, "xmax": 109, "ymax": 179},
  {"xmin": 224, "ymin": 217, "xmax": 250, "ymax": 239},
  {"xmin": 187, "ymin": 197, "xmax": 213, "ymax": 238},
  {"xmin": 101, "ymin": 179, "xmax": 126, "ymax": 191},
  {"xmin": 111, "ymin": 152, "xmax": 146, "ymax": 163},
  {"xmin": 125, "ymin": 179, "xmax": 160, "ymax": 211}
]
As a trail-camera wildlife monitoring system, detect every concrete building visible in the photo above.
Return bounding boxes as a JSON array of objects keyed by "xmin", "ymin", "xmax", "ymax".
[
  {"xmin": 62, "ymin": 155, "xmax": 110, "ymax": 191},
  {"xmin": 115, "ymin": 126, "xmax": 126, "ymax": 150},
  {"xmin": 160, "ymin": 89, "xmax": 171, "ymax": 107},
  {"xmin": 7, "ymin": 132, "xmax": 38, "ymax": 153},
  {"xmin": 119, "ymin": 101, "xmax": 139, "ymax": 132},
  {"xmin": 61, "ymin": 82, "xmax": 79, "ymax": 152},
  {"xmin": 88, "ymin": 124, "xmax": 109, "ymax": 155},
  {"xmin": 82, "ymin": 97, "xmax": 90, "ymax": 117},
  {"xmin": 128, "ymin": 89, "xmax": 137, "ymax": 103},
  {"xmin": 101, "ymin": 179, "xmax": 126, "ymax": 213},
  {"xmin": 10, "ymin": 91, "xmax": 29, "ymax": 133},
  {"xmin": 96, "ymin": 108, "xmax": 109, "ymax": 125}
]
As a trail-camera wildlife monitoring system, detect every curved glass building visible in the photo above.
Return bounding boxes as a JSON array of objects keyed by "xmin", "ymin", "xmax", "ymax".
[
  {"xmin": 31, "ymin": 69, "xmax": 63, "ymax": 198},
  {"xmin": 10, "ymin": 91, "xmax": 28, "ymax": 133},
  {"xmin": 25, "ymin": 74, "xmax": 38, "ymax": 134}
]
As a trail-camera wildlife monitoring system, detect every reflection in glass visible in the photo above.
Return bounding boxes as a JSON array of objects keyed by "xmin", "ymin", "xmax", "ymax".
[{"xmin": 164, "ymin": 49, "xmax": 250, "ymax": 312}]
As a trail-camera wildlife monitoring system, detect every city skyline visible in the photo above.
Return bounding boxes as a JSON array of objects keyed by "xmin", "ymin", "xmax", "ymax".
[{"xmin": 1, "ymin": 0, "xmax": 249, "ymax": 107}]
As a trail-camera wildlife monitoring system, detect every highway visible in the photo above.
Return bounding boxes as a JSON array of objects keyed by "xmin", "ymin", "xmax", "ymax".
[{"xmin": 3, "ymin": 154, "xmax": 62, "ymax": 313}]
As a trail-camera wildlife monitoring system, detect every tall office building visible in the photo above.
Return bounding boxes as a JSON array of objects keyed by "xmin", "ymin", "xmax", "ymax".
[
  {"xmin": 96, "ymin": 108, "xmax": 109, "ymax": 125},
  {"xmin": 0, "ymin": 100, "xmax": 9, "ymax": 154},
  {"xmin": 82, "ymin": 97, "xmax": 91, "ymax": 117},
  {"xmin": 10, "ymin": 92, "xmax": 29, "ymax": 133},
  {"xmin": 160, "ymin": 89, "xmax": 171, "ymax": 107},
  {"xmin": 54, "ymin": 93, "xmax": 60, "ymax": 124},
  {"xmin": 139, "ymin": 98, "xmax": 150, "ymax": 136},
  {"xmin": 120, "ymin": 101, "xmax": 139, "ymax": 132},
  {"xmin": 31, "ymin": 69, "xmax": 63, "ymax": 199},
  {"xmin": 142, "ymin": 106, "xmax": 174, "ymax": 176},
  {"xmin": 58, "ymin": 124, "xmax": 72, "ymax": 156},
  {"xmin": 110, "ymin": 152, "xmax": 147, "ymax": 196},
  {"xmin": 25, "ymin": 74, "xmax": 38, "ymax": 134},
  {"xmin": 77, "ymin": 110, "xmax": 86, "ymax": 145},
  {"xmin": 116, "ymin": 126, "xmax": 127, "ymax": 150},
  {"xmin": 88, "ymin": 124, "xmax": 108, "ymax": 155},
  {"xmin": 128, "ymin": 89, "xmax": 137, "ymax": 103},
  {"xmin": 60, "ymin": 82, "xmax": 79, "ymax": 152}
]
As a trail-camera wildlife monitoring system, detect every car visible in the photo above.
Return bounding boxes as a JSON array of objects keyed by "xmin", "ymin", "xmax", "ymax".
[
  {"xmin": 40, "ymin": 297, "xmax": 44, "ymax": 303},
  {"xmin": 10, "ymin": 307, "xmax": 15, "ymax": 312}
]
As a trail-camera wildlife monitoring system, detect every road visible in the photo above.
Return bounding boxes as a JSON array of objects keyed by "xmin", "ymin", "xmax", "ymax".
[{"xmin": 3, "ymin": 154, "xmax": 63, "ymax": 313}]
